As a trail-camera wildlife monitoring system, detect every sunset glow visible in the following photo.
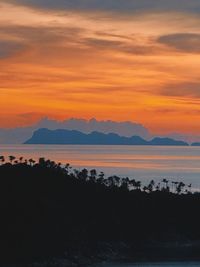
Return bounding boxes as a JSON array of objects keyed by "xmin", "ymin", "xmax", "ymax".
[{"xmin": 1, "ymin": 1, "xmax": 200, "ymax": 134}]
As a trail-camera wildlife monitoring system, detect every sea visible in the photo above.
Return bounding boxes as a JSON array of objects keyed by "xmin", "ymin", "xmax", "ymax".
[{"xmin": 1, "ymin": 144, "xmax": 200, "ymax": 190}]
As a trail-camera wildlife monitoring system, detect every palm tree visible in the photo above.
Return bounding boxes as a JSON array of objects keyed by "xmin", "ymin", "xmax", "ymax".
[
  {"xmin": 188, "ymin": 184, "xmax": 192, "ymax": 193},
  {"xmin": 130, "ymin": 179, "xmax": 137, "ymax": 190},
  {"xmin": 78, "ymin": 168, "xmax": 88, "ymax": 181},
  {"xmin": 73, "ymin": 169, "xmax": 80, "ymax": 178},
  {"xmin": 64, "ymin": 163, "xmax": 72, "ymax": 175},
  {"xmin": 97, "ymin": 172, "xmax": 105, "ymax": 185},
  {"xmin": 9, "ymin": 155, "xmax": 16, "ymax": 164},
  {"xmin": 176, "ymin": 182, "xmax": 185, "ymax": 194},
  {"xmin": 174, "ymin": 182, "xmax": 179, "ymax": 193},
  {"xmin": 107, "ymin": 176, "xmax": 115, "ymax": 187},
  {"xmin": 172, "ymin": 181, "xmax": 176, "ymax": 193},
  {"xmin": 29, "ymin": 159, "xmax": 35, "ymax": 166},
  {"xmin": 135, "ymin": 181, "xmax": 141, "ymax": 190},
  {"xmin": 147, "ymin": 180, "xmax": 155, "ymax": 192},
  {"xmin": 19, "ymin": 157, "xmax": 23, "ymax": 163},
  {"xmin": 121, "ymin": 177, "xmax": 130, "ymax": 190},
  {"xmin": 143, "ymin": 186, "xmax": 148, "ymax": 192},
  {"xmin": 156, "ymin": 182, "xmax": 161, "ymax": 191},
  {"xmin": 0, "ymin": 156, "xmax": 5, "ymax": 165},
  {"xmin": 90, "ymin": 169, "xmax": 97, "ymax": 182},
  {"xmin": 150, "ymin": 180, "xmax": 155, "ymax": 190},
  {"xmin": 39, "ymin": 157, "xmax": 46, "ymax": 167},
  {"xmin": 107, "ymin": 176, "xmax": 121, "ymax": 187},
  {"xmin": 162, "ymin": 179, "xmax": 169, "ymax": 190}
]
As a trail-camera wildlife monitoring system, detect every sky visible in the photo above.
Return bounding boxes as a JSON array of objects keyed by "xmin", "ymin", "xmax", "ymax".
[{"xmin": 1, "ymin": 1, "xmax": 200, "ymax": 134}]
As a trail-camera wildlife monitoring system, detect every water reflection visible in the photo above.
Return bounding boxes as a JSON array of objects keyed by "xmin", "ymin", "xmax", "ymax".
[{"xmin": 1, "ymin": 145, "xmax": 200, "ymax": 188}]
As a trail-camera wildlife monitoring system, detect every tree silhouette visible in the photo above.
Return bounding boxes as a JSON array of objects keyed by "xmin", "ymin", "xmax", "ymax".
[
  {"xmin": 130, "ymin": 179, "xmax": 137, "ymax": 190},
  {"xmin": 135, "ymin": 181, "xmax": 141, "ymax": 190},
  {"xmin": 162, "ymin": 179, "xmax": 169, "ymax": 190},
  {"xmin": 188, "ymin": 184, "xmax": 192, "ymax": 193},
  {"xmin": 97, "ymin": 172, "xmax": 105, "ymax": 184},
  {"xmin": 121, "ymin": 177, "xmax": 130, "ymax": 190},
  {"xmin": 176, "ymin": 182, "xmax": 185, "ymax": 194},
  {"xmin": 0, "ymin": 156, "xmax": 5, "ymax": 165},
  {"xmin": 78, "ymin": 168, "xmax": 88, "ymax": 181},
  {"xmin": 147, "ymin": 180, "xmax": 155, "ymax": 192},
  {"xmin": 9, "ymin": 155, "xmax": 16, "ymax": 164},
  {"xmin": 143, "ymin": 186, "xmax": 148, "ymax": 192},
  {"xmin": 0, "ymin": 155, "xmax": 199, "ymax": 265},
  {"xmin": 90, "ymin": 169, "xmax": 97, "ymax": 182},
  {"xmin": 28, "ymin": 159, "xmax": 35, "ymax": 166},
  {"xmin": 156, "ymin": 182, "xmax": 161, "ymax": 191}
]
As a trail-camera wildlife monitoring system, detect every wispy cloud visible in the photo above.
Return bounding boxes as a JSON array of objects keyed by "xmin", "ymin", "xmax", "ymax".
[
  {"xmin": 160, "ymin": 82, "xmax": 200, "ymax": 97},
  {"xmin": 1, "ymin": 0, "xmax": 200, "ymax": 133},
  {"xmin": 0, "ymin": 40, "xmax": 25, "ymax": 58},
  {"xmin": 158, "ymin": 33, "xmax": 200, "ymax": 53}
]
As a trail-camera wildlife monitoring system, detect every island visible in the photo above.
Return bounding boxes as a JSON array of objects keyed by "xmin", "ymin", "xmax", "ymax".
[{"xmin": 24, "ymin": 128, "xmax": 189, "ymax": 146}]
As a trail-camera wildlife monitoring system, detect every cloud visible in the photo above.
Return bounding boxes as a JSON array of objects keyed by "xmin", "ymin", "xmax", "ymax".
[
  {"xmin": 5, "ymin": 0, "xmax": 200, "ymax": 13},
  {"xmin": 0, "ymin": 25, "xmax": 83, "ymax": 45},
  {"xmin": 1, "ymin": 1, "xmax": 200, "ymax": 134},
  {"xmin": 0, "ymin": 40, "xmax": 25, "ymax": 58},
  {"xmin": 0, "ymin": 24, "xmax": 85, "ymax": 60},
  {"xmin": 0, "ymin": 24, "xmax": 165, "ymax": 60},
  {"xmin": 84, "ymin": 38, "xmax": 123, "ymax": 49},
  {"xmin": 161, "ymin": 82, "xmax": 200, "ymax": 97},
  {"xmin": 158, "ymin": 33, "xmax": 200, "ymax": 53}
]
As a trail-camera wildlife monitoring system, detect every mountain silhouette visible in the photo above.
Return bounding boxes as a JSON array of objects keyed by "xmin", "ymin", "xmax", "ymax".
[
  {"xmin": 25, "ymin": 128, "xmax": 189, "ymax": 146},
  {"xmin": 150, "ymin": 137, "xmax": 188, "ymax": 146},
  {"xmin": 191, "ymin": 142, "xmax": 200, "ymax": 146},
  {"xmin": 0, "ymin": 117, "xmax": 150, "ymax": 144}
]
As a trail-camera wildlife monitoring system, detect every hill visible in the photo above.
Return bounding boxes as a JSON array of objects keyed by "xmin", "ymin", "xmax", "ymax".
[
  {"xmin": 25, "ymin": 128, "xmax": 189, "ymax": 146},
  {"xmin": 0, "ymin": 118, "xmax": 150, "ymax": 144},
  {"xmin": 0, "ymin": 157, "xmax": 199, "ymax": 265},
  {"xmin": 191, "ymin": 142, "xmax": 200, "ymax": 146}
]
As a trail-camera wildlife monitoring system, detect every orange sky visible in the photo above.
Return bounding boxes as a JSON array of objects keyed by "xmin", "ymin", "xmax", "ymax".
[{"xmin": 1, "ymin": 1, "xmax": 200, "ymax": 134}]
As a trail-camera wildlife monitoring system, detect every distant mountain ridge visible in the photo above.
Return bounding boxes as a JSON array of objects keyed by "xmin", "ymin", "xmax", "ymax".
[
  {"xmin": 1, "ymin": 117, "xmax": 200, "ymax": 144},
  {"xmin": 0, "ymin": 118, "xmax": 149, "ymax": 144},
  {"xmin": 191, "ymin": 142, "xmax": 200, "ymax": 146},
  {"xmin": 25, "ymin": 128, "xmax": 189, "ymax": 146}
]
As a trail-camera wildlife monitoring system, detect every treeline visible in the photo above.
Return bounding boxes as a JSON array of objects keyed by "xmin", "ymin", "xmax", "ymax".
[
  {"xmin": 0, "ymin": 155, "xmax": 200, "ymax": 264},
  {"xmin": 0, "ymin": 155, "xmax": 192, "ymax": 194}
]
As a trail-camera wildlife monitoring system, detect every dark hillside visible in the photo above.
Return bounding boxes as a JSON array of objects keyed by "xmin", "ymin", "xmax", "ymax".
[{"xmin": 0, "ymin": 157, "xmax": 199, "ymax": 264}]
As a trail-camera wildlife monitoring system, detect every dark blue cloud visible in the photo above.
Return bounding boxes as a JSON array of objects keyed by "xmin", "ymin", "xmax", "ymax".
[
  {"xmin": 158, "ymin": 33, "xmax": 200, "ymax": 53},
  {"xmin": 161, "ymin": 82, "xmax": 200, "ymax": 97},
  {"xmin": 0, "ymin": 41, "xmax": 25, "ymax": 58},
  {"xmin": 6, "ymin": 0, "xmax": 200, "ymax": 13}
]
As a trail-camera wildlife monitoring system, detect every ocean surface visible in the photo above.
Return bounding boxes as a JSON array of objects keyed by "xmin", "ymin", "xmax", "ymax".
[{"xmin": 1, "ymin": 145, "xmax": 200, "ymax": 189}]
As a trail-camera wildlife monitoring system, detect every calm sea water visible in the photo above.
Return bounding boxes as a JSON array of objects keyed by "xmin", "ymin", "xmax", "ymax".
[{"xmin": 1, "ymin": 145, "xmax": 200, "ymax": 189}]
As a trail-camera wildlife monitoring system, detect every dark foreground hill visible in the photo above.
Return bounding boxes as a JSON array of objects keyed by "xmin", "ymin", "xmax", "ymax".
[
  {"xmin": 0, "ymin": 156, "xmax": 200, "ymax": 265},
  {"xmin": 25, "ymin": 128, "xmax": 189, "ymax": 146}
]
